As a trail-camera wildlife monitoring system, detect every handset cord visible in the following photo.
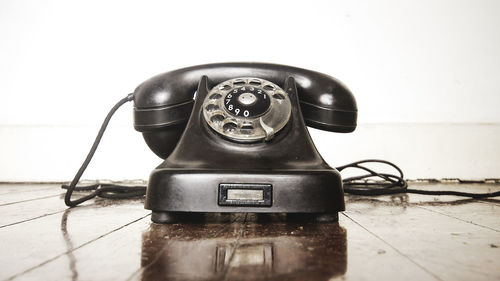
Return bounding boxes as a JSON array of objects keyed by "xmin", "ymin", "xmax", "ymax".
[
  {"xmin": 63, "ymin": 93, "xmax": 146, "ymax": 207},
  {"xmin": 63, "ymin": 95, "xmax": 500, "ymax": 207}
]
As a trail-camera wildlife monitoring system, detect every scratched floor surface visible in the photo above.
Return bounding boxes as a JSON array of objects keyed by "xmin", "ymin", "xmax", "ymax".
[{"xmin": 0, "ymin": 183, "xmax": 499, "ymax": 281}]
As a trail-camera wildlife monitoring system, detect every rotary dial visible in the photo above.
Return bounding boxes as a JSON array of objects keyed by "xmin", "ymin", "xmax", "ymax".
[
  {"xmin": 224, "ymin": 86, "xmax": 271, "ymax": 118},
  {"xmin": 202, "ymin": 78, "xmax": 291, "ymax": 143}
]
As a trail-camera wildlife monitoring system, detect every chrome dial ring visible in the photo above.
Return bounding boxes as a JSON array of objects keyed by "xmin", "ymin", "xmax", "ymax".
[{"xmin": 202, "ymin": 78, "xmax": 291, "ymax": 143}]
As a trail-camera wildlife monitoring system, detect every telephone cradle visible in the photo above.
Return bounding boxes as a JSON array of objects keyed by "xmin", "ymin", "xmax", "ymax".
[{"xmin": 132, "ymin": 63, "xmax": 357, "ymax": 223}]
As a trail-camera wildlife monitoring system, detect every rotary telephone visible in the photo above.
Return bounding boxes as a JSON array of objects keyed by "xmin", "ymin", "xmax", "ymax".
[
  {"xmin": 65, "ymin": 62, "xmax": 358, "ymax": 223},
  {"xmin": 64, "ymin": 62, "xmax": 500, "ymax": 223}
]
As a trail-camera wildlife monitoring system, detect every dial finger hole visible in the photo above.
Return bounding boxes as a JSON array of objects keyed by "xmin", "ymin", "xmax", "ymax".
[
  {"xmin": 263, "ymin": 84, "xmax": 275, "ymax": 91},
  {"xmin": 222, "ymin": 122, "xmax": 237, "ymax": 133},
  {"xmin": 233, "ymin": 80, "xmax": 245, "ymax": 86},
  {"xmin": 210, "ymin": 114, "xmax": 225, "ymax": 124},
  {"xmin": 273, "ymin": 93, "xmax": 285, "ymax": 100},
  {"xmin": 249, "ymin": 79, "xmax": 262, "ymax": 86},
  {"xmin": 209, "ymin": 93, "xmax": 222, "ymax": 99},
  {"xmin": 240, "ymin": 124, "xmax": 254, "ymax": 134},
  {"xmin": 205, "ymin": 104, "xmax": 219, "ymax": 112},
  {"xmin": 219, "ymin": 85, "xmax": 231, "ymax": 90}
]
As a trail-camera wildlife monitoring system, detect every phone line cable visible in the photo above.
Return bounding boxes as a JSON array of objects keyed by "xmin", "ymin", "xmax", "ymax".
[
  {"xmin": 63, "ymin": 93, "xmax": 146, "ymax": 207},
  {"xmin": 337, "ymin": 159, "xmax": 500, "ymax": 198}
]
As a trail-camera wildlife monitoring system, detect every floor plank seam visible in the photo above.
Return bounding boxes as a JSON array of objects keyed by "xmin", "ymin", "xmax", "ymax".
[
  {"xmin": 0, "ymin": 193, "xmax": 64, "ymax": 207},
  {"xmin": 415, "ymin": 205, "xmax": 500, "ymax": 233},
  {"xmin": 0, "ymin": 210, "xmax": 66, "ymax": 229},
  {"xmin": 341, "ymin": 212, "xmax": 444, "ymax": 281},
  {"xmin": 477, "ymin": 198, "xmax": 500, "ymax": 206},
  {"xmin": 221, "ymin": 213, "xmax": 247, "ymax": 281},
  {"xmin": 5, "ymin": 213, "xmax": 151, "ymax": 281}
]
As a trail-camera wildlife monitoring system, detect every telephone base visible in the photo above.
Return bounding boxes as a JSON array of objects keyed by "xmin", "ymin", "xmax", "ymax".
[
  {"xmin": 145, "ymin": 169, "xmax": 345, "ymax": 223},
  {"xmin": 143, "ymin": 76, "xmax": 346, "ymax": 224},
  {"xmin": 151, "ymin": 211, "xmax": 339, "ymax": 224}
]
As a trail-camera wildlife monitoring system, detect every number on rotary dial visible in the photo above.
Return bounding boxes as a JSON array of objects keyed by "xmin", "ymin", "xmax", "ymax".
[{"xmin": 224, "ymin": 85, "xmax": 271, "ymax": 118}]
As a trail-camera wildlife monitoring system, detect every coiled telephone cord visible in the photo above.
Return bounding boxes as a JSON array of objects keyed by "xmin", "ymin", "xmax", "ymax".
[{"xmin": 63, "ymin": 94, "xmax": 500, "ymax": 207}]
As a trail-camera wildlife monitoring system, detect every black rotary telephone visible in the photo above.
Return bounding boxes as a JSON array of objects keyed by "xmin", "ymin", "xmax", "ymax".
[
  {"xmin": 64, "ymin": 62, "xmax": 499, "ymax": 222},
  {"xmin": 65, "ymin": 63, "xmax": 357, "ymax": 222},
  {"xmin": 132, "ymin": 63, "xmax": 357, "ymax": 223}
]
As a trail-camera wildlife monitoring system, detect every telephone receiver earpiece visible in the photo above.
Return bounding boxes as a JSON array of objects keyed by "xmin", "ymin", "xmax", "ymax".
[{"xmin": 132, "ymin": 63, "xmax": 357, "ymax": 159}]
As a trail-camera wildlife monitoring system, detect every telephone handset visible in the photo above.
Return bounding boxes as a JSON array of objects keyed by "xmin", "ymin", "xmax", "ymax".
[
  {"xmin": 65, "ymin": 63, "xmax": 358, "ymax": 223},
  {"xmin": 133, "ymin": 63, "xmax": 356, "ymax": 159}
]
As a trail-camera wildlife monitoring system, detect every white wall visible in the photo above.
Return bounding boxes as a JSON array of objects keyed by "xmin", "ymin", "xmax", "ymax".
[{"xmin": 1, "ymin": 0, "xmax": 499, "ymax": 181}]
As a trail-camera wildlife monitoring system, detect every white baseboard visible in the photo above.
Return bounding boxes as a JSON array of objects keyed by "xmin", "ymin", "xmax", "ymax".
[{"xmin": 1, "ymin": 123, "xmax": 499, "ymax": 182}]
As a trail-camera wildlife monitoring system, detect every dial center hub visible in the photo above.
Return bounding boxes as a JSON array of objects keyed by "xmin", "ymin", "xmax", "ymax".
[
  {"xmin": 224, "ymin": 86, "xmax": 270, "ymax": 118},
  {"xmin": 238, "ymin": 92, "xmax": 257, "ymax": 105}
]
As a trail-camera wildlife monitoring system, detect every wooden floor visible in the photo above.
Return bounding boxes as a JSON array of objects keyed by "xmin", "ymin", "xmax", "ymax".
[{"xmin": 0, "ymin": 183, "xmax": 499, "ymax": 281}]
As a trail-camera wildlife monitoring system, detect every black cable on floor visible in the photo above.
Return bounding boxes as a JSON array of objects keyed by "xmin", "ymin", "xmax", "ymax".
[
  {"xmin": 63, "ymin": 93, "xmax": 144, "ymax": 207},
  {"xmin": 337, "ymin": 159, "xmax": 500, "ymax": 198},
  {"xmin": 62, "ymin": 183, "xmax": 146, "ymax": 200}
]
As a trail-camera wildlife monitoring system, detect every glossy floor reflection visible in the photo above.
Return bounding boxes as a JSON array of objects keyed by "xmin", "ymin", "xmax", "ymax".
[
  {"xmin": 2, "ymin": 183, "xmax": 500, "ymax": 281},
  {"xmin": 139, "ymin": 214, "xmax": 347, "ymax": 281}
]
